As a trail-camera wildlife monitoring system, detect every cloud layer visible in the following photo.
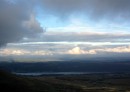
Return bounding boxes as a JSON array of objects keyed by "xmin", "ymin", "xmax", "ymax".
[
  {"xmin": 1, "ymin": 0, "xmax": 130, "ymax": 62},
  {"xmin": 1, "ymin": 45, "xmax": 130, "ymax": 56},
  {"xmin": 1, "ymin": 42, "xmax": 130, "ymax": 61},
  {"xmin": 39, "ymin": 0, "xmax": 130, "ymax": 21},
  {"xmin": 41, "ymin": 31, "xmax": 130, "ymax": 42},
  {"xmin": 1, "ymin": 0, "xmax": 130, "ymax": 46}
]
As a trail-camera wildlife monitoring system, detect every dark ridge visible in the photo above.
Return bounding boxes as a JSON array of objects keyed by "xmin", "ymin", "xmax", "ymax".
[
  {"xmin": 0, "ymin": 70, "xmax": 32, "ymax": 92},
  {"xmin": 0, "ymin": 70, "xmax": 86, "ymax": 92},
  {"xmin": 0, "ymin": 61, "xmax": 130, "ymax": 73}
]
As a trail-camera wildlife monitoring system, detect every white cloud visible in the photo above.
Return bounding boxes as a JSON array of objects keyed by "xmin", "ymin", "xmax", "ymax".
[
  {"xmin": 0, "ymin": 49, "xmax": 52, "ymax": 56},
  {"xmin": 1, "ymin": 45, "xmax": 130, "ymax": 56},
  {"xmin": 67, "ymin": 47, "xmax": 96, "ymax": 54},
  {"xmin": 33, "ymin": 51, "xmax": 53, "ymax": 55},
  {"xmin": 96, "ymin": 46, "xmax": 130, "ymax": 53},
  {"xmin": 0, "ymin": 49, "xmax": 30, "ymax": 56},
  {"xmin": 67, "ymin": 46, "xmax": 130, "ymax": 55}
]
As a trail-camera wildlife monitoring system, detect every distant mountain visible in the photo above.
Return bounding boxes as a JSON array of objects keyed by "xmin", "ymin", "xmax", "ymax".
[{"xmin": 0, "ymin": 61, "xmax": 130, "ymax": 73}]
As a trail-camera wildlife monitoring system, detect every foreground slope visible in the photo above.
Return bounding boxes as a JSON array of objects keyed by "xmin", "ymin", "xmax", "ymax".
[{"xmin": 0, "ymin": 70, "xmax": 130, "ymax": 92}]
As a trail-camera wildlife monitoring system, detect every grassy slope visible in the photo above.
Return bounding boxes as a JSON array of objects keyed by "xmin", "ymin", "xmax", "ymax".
[
  {"xmin": 0, "ymin": 70, "xmax": 83, "ymax": 92},
  {"xmin": 0, "ymin": 70, "xmax": 130, "ymax": 92}
]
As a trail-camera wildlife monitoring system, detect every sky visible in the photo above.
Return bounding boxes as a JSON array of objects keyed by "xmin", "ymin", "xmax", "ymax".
[{"xmin": 0, "ymin": 0, "xmax": 130, "ymax": 62}]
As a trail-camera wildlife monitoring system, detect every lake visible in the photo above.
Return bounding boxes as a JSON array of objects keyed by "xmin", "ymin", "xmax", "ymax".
[{"xmin": 13, "ymin": 72, "xmax": 108, "ymax": 76}]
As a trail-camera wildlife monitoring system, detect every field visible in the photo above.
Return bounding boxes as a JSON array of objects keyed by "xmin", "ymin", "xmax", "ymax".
[{"xmin": 0, "ymin": 70, "xmax": 130, "ymax": 92}]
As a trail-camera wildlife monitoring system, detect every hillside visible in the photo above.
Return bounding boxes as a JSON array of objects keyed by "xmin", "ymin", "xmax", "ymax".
[{"xmin": 1, "ymin": 70, "xmax": 130, "ymax": 92}]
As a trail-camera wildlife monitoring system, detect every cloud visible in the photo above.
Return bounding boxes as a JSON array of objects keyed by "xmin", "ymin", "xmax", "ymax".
[
  {"xmin": 67, "ymin": 46, "xmax": 130, "ymax": 55},
  {"xmin": 0, "ymin": 0, "xmax": 43, "ymax": 46},
  {"xmin": 23, "ymin": 14, "xmax": 44, "ymax": 36},
  {"xmin": 80, "ymin": 46, "xmax": 130, "ymax": 54},
  {"xmin": 67, "ymin": 47, "xmax": 96, "ymax": 54},
  {"xmin": 40, "ymin": 31, "xmax": 130, "ymax": 42},
  {"xmin": 96, "ymin": 46, "xmax": 130, "ymax": 53},
  {"xmin": 39, "ymin": 0, "xmax": 130, "ymax": 21},
  {"xmin": 1, "ymin": 0, "xmax": 130, "ymax": 46},
  {"xmin": 0, "ymin": 48, "xmax": 30, "ymax": 56},
  {"xmin": 1, "ymin": 45, "xmax": 130, "ymax": 62},
  {"xmin": 0, "ymin": 48, "xmax": 53, "ymax": 56},
  {"xmin": 33, "ymin": 51, "xmax": 53, "ymax": 56}
]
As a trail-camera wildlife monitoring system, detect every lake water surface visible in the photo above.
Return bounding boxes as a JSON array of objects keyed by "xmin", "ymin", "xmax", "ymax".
[{"xmin": 13, "ymin": 72, "xmax": 108, "ymax": 76}]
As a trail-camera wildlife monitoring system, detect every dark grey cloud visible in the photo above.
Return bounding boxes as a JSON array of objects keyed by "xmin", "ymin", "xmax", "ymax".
[
  {"xmin": 39, "ymin": 0, "xmax": 130, "ymax": 21},
  {"xmin": 0, "ymin": 0, "xmax": 43, "ymax": 46}
]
